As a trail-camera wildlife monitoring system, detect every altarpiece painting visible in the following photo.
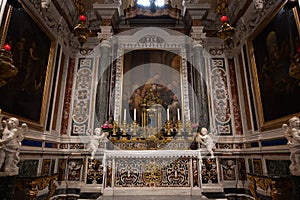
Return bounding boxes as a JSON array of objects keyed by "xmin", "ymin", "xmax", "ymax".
[{"xmin": 121, "ymin": 49, "xmax": 182, "ymax": 128}]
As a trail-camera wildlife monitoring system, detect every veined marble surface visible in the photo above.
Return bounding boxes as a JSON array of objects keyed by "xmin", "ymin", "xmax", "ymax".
[{"xmin": 105, "ymin": 149, "xmax": 202, "ymax": 158}]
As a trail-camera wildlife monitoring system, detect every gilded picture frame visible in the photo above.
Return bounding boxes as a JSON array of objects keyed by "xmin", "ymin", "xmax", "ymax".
[
  {"xmin": 248, "ymin": 2, "xmax": 300, "ymax": 130},
  {"xmin": 0, "ymin": 3, "xmax": 55, "ymax": 129}
]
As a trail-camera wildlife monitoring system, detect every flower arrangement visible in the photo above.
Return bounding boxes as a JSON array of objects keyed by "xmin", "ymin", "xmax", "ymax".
[{"xmin": 101, "ymin": 121, "xmax": 113, "ymax": 132}]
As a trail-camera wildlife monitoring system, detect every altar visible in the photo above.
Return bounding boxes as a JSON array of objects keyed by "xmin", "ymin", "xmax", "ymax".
[{"xmin": 101, "ymin": 149, "xmax": 219, "ymax": 196}]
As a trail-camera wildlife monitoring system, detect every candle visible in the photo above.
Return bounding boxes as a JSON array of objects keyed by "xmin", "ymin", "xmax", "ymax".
[
  {"xmin": 177, "ymin": 108, "xmax": 180, "ymax": 121},
  {"xmin": 124, "ymin": 109, "xmax": 126, "ymax": 122},
  {"xmin": 167, "ymin": 108, "xmax": 169, "ymax": 121},
  {"xmin": 134, "ymin": 108, "xmax": 136, "ymax": 121}
]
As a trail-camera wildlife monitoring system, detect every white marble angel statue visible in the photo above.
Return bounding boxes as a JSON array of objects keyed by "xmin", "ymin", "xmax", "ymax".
[
  {"xmin": 282, "ymin": 116, "xmax": 300, "ymax": 175},
  {"xmin": 87, "ymin": 128, "xmax": 109, "ymax": 160},
  {"xmin": 0, "ymin": 117, "xmax": 28, "ymax": 176},
  {"xmin": 195, "ymin": 127, "xmax": 216, "ymax": 158}
]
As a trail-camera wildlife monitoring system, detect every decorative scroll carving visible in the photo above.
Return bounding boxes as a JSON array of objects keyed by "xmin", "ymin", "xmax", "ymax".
[
  {"xmin": 247, "ymin": 174, "xmax": 282, "ymax": 200},
  {"xmin": 15, "ymin": 174, "xmax": 58, "ymax": 200},
  {"xmin": 247, "ymin": 0, "xmax": 277, "ymax": 31},
  {"xmin": 26, "ymin": 0, "xmax": 71, "ymax": 50}
]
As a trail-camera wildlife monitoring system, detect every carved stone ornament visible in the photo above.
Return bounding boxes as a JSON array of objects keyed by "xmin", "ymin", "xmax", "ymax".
[
  {"xmin": 97, "ymin": 26, "xmax": 113, "ymax": 42},
  {"xmin": 190, "ymin": 26, "xmax": 206, "ymax": 46},
  {"xmin": 0, "ymin": 117, "xmax": 28, "ymax": 176},
  {"xmin": 253, "ymin": 0, "xmax": 264, "ymax": 11},
  {"xmin": 283, "ymin": 116, "xmax": 300, "ymax": 176},
  {"xmin": 86, "ymin": 128, "xmax": 108, "ymax": 159},
  {"xmin": 282, "ymin": 116, "xmax": 300, "ymax": 176}
]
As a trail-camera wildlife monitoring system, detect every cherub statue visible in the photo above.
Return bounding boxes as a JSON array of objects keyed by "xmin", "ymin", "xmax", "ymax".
[
  {"xmin": 195, "ymin": 127, "xmax": 216, "ymax": 158},
  {"xmin": 87, "ymin": 128, "xmax": 108, "ymax": 160},
  {"xmin": 0, "ymin": 117, "xmax": 28, "ymax": 176},
  {"xmin": 283, "ymin": 116, "xmax": 300, "ymax": 175}
]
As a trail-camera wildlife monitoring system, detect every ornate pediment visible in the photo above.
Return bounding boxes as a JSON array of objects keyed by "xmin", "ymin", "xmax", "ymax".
[{"xmin": 137, "ymin": 35, "xmax": 166, "ymax": 45}]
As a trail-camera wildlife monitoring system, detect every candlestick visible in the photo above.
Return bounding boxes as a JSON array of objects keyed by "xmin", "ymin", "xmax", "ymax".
[
  {"xmin": 124, "ymin": 108, "xmax": 126, "ymax": 122},
  {"xmin": 177, "ymin": 108, "xmax": 180, "ymax": 121},
  {"xmin": 167, "ymin": 108, "xmax": 169, "ymax": 121},
  {"xmin": 134, "ymin": 108, "xmax": 136, "ymax": 121}
]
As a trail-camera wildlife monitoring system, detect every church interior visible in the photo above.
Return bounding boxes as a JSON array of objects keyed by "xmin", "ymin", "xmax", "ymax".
[{"xmin": 0, "ymin": 0, "xmax": 300, "ymax": 199}]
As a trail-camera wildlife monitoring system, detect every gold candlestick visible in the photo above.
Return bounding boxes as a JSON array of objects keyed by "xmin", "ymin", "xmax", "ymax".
[
  {"xmin": 112, "ymin": 121, "xmax": 118, "ymax": 136},
  {"xmin": 165, "ymin": 120, "xmax": 172, "ymax": 138},
  {"xmin": 120, "ymin": 121, "xmax": 128, "ymax": 140},
  {"xmin": 176, "ymin": 120, "xmax": 182, "ymax": 139},
  {"xmin": 132, "ymin": 120, "xmax": 138, "ymax": 137}
]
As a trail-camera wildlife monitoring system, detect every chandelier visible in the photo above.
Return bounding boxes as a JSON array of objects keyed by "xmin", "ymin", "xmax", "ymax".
[
  {"xmin": 74, "ymin": 14, "xmax": 91, "ymax": 46},
  {"xmin": 216, "ymin": 0, "xmax": 235, "ymax": 49},
  {"xmin": 73, "ymin": 0, "xmax": 91, "ymax": 46},
  {"xmin": 218, "ymin": 15, "xmax": 235, "ymax": 49}
]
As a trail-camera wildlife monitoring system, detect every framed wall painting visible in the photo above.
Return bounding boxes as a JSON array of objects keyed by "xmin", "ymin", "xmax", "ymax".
[
  {"xmin": 0, "ymin": 3, "xmax": 55, "ymax": 129},
  {"xmin": 249, "ymin": 2, "xmax": 300, "ymax": 130}
]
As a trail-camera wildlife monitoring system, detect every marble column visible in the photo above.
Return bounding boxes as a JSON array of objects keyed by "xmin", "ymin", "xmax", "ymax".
[
  {"xmin": 96, "ymin": 39, "xmax": 112, "ymax": 124},
  {"xmin": 192, "ymin": 41, "xmax": 209, "ymax": 128}
]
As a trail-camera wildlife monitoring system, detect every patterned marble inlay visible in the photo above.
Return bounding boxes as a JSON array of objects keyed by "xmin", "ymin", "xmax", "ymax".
[
  {"xmin": 114, "ymin": 158, "xmax": 190, "ymax": 187},
  {"xmin": 18, "ymin": 160, "xmax": 39, "ymax": 177},
  {"xmin": 41, "ymin": 159, "xmax": 51, "ymax": 175},
  {"xmin": 71, "ymin": 58, "xmax": 94, "ymax": 135},
  {"xmin": 216, "ymin": 143, "xmax": 233, "ymax": 149},
  {"xmin": 201, "ymin": 158, "xmax": 218, "ymax": 184},
  {"xmin": 67, "ymin": 159, "xmax": 84, "ymax": 181},
  {"xmin": 266, "ymin": 160, "xmax": 291, "ymax": 176},
  {"xmin": 61, "ymin": 58, "xmax": 75, "ymax": 135},
  {"xmin": 58, "ymin": 159, "xmax": 67, "ymax": 181},
  {"xmin": 87, "ymin": 159, "xmax": 103, "ymax": 184},
  {"xmin": 237, "ymin": 158, "xmax": 247, "ymax": 180},
  {"xmin": 228, "ymin": 59, "xmax": 243, "ymax": 135},
  {"xmin": 221, "ymin": 159, "xmax": 236, "ymax": 181},
  {"xmin": 210, "ymin": 58, "xmax": 232, "ymax": 135},
  {"xmin": 70, "ymin": 143, "xmax": 85, "ymax": 149}
]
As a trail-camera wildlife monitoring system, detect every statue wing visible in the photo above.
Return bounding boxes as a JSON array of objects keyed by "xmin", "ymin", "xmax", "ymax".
[{"xmin": 16, "ymin": 123, "xmax": 28, "ymax": 142}]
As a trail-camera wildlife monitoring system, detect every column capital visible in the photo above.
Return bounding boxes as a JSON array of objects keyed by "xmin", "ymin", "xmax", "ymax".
[
  {"xmin": 97, "ymin": 26, "xmax": 113, "ymax": 43},
  {"xmin": 190, "ymin": 26, "xmax": 206, "ymax": 47}
]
